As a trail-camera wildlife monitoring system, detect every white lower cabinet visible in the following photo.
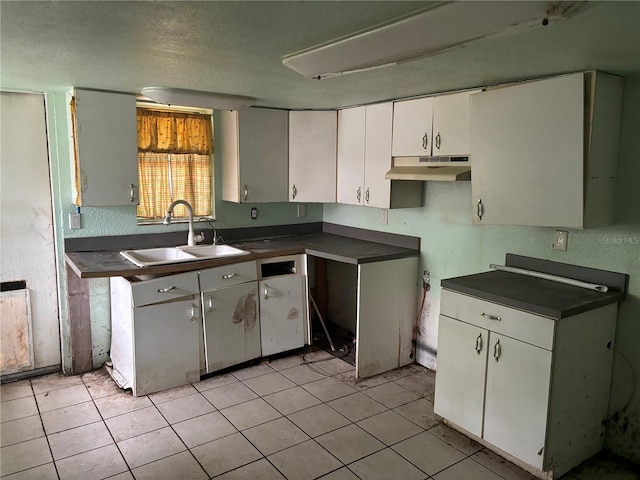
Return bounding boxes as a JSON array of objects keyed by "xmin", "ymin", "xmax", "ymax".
[
  {"xmin": 259, "ymin": 274, "xmax": 306, "ymax": 356},
  {"xmin": 110, "ymin": 272, "xmax": 201, "ymax": 397},
  {"xmin": 434, "ymin": 289, "xmax": 618, "ymax": 479},
  {"xmin": 200, "ymin": 261, "xmax": 261, "ymax": 373}
]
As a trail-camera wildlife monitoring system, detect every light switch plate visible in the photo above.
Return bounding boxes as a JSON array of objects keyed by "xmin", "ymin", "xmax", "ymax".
[{"xmin": 553, "ymin": 230, "xmax": 568, "ymax": 251}]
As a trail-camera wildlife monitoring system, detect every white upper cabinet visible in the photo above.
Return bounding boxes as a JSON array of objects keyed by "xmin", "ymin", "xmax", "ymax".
[
  {"xmin": 391, "ymin": 97, "xmax": 434, "ymax": 157},
  {"xmin": 289, "ymin": 110, "xmax": 337, "ymax": 203},
  {"xmin": 392, "ymin": 91, "xmax": 476, "ymax": 158},
  {"xmin": 72, "ymin": 89, "xmax": 138, "ymax": 206},
  {"xmin": 337, "ymin": 103, "xmax": 422, "ymax": 209},
  {"xmin": 337, "ymin": 107, "xmax": 366, "ymax": 205},
  {"xmin": 221, "ymin": 108, "xmax": 289, "ymax": 203},
  {"xmin": 470, "ymin": 71, "xmax": 623, "ymax": 228},
  {"xmin": 432, "ymin": 91, "xmax": 475, "ymax": 157}
]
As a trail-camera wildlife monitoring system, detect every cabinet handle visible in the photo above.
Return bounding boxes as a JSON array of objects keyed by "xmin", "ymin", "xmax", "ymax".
[
  {"xmin": 157, "ymin": 286, "xmax": 176, "ymax": 293},
  {"xmin": 222, "ymin": 272, "xmax": 238, "ymax": 280},
  {"xmin": 291, "ymin": 184, "xmax": 297, "ymax": 200},
  {"xmin": 435, "ymin": 132, "xmax": 441, "ymax": 151},
  {"xmin": 481, "ymin": 312, "xmax": 501, "ymax": 321},
  {"xmin": 207, "ymin": 295, "xmax": 214, "ymax": 312},
  {"xmin": 263, "ymin": 284, "xmax": 270, "ymax": 300},
  {"xmin": 493, "ymin": 338, "xmax": 501, "ymax": 362},
  {"xmin": 243, "ymin": 185, "xmax": 248, "ymax": 202},
  {"xmin": 365, "ymin": 187, "xmax": 370, "ymax": 204},
  {"xmin": 476, "ymin": 199, "xmax": 484, "ymax": 220},
  {"xmin": 475, "ymin": 333, "xmax": 483, "ymax": 354},
  {"xmin": 129, "ymin": 184, "xmax": 136, "ymax": 203},
  {"xmin": 422, "ymin": 132, "xmax": 429, "ymax": 151},
  {"xmin": 188, "ymin": 303, "xmax": 197, "ymax": 321},
  {"xmin": 356, "ymin": 187, "xmax": 362, "ymax": 203}
]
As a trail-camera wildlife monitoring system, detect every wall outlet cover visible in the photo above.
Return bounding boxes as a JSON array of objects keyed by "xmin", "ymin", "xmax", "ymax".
[
  {"xmin": 69, "ymin": 212, "xmax": 81, "ymax": 229},
  {"xmin": 553, "ymin": 230, "xmax": 568, "ymax": 251},
  {"xmin": 250, "ymin": 207, "xmax": 258, "ymax": 220},
  {"xmin": 381, "ymin": 209, "xmax": 389, "ymax": 225}
]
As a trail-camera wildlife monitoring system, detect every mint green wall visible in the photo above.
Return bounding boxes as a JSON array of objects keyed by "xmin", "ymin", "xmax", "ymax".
[
  {"xmin": 44, "ymin": 93, "xmax": 322, "ymax": 371},
  {"xmin": 324, "ymin": 76, "xmax": 640, "ymax": 462}
]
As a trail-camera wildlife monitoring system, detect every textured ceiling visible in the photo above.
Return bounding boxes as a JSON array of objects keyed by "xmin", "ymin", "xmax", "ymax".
[{"xmin": 1, "ymin": 1, "xmax": 639, "ymax": 109}]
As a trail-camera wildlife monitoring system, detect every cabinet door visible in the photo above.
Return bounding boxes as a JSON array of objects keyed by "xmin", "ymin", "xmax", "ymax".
[
  {"xmin": 470, "ymin": 73, "xmax": 585, "ymax": 227},
  {"xmin": 432, "ymin": 91, "xmax": 475, "ymax": 156},
  {"xmin": 356, "ymin": 257, "xmax": 418, "ymax": 379},
  {"xmin": 289, "ymin": 111, "xmax": 337, "ymax": 203},
  {"xmin": 221, "ymin": 109, "xmax": 288, "ymax": 203},
  {"xmin": 484, "ymin": 333, "xmax": 552, "ymax": 470},
  {"xmin": 364, "ymin": 102, "xmax": 393, "ymax": 209},
  {"xmin": 74, "ymin": 89, "xmax": 138, "ymax": 206},
  {"xmin": 259, "ymin": 275, "xmax": 306, "ymax": 356},
  {"xmin": 433, "ymin": 315, "xmax": 488, "ymax": 437},
  {"xmin": 133, "ymin": 297, "xmax": 201, "ymax": 396},
  {"xmin": 391, "ymin": 97, "xmax": 433, "ymax": 157},
  {"xmin": 337, "ymin": 107, "xmax": 365, "ymax": 205},
  {"xmin": 202, "ymin": 282, "xmax": 261, "ymax": 373}
]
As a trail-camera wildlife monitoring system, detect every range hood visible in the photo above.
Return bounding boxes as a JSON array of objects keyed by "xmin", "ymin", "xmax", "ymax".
[{"xmin": 385, "ymin": 157, "xmax": 471, "ymax": 181}]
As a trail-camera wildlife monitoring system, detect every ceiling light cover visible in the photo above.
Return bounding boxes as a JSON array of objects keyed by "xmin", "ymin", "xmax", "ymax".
[
  {"xmin": 283, "ymin": 1, "xmax": 592, "ymax": 79},
  {"xmin": 141, "ymin": 87, "xmax": 256, "ymax": 110}
]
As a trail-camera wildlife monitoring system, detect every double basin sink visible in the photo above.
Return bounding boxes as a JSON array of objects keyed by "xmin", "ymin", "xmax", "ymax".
[{"xmin": 120, "ymin": 244, "xmax": 250, "ymax": 267}]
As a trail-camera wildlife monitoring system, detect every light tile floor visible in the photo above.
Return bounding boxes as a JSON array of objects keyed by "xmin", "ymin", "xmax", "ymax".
[{"xmin": 1, "ymin": 349, "xmax": 638, "ymax": 480}]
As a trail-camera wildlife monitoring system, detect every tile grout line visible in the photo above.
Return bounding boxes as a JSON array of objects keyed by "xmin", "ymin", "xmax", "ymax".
[
  {"xmin": 83, "ymin": 373, "xmax": 136, "ymax": 479},
  {"xmin": 30, "ymin": 377, "xmax": 62, "ymax": 480}
]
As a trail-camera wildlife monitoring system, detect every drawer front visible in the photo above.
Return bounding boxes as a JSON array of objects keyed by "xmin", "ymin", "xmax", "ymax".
[
  {"xmin": 131, "ymin": 271, "xmax": 199, "ymax": 307},
  {"xmin": 441, "ymin": 289, "xmax": 555, "ymax": 350},
  {"xmin": 199, "ymin": 261, "xmax": 257, "ymax": 291}
]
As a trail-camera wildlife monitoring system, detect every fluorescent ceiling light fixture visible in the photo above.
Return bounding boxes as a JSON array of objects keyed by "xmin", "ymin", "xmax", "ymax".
[
  {"xmin": 283, "ymin": 1, "xmax": 592, "ymax": 79},
  {"xmin": 140, "ymin": 87, "xmax": 256, "ymax": 110}
]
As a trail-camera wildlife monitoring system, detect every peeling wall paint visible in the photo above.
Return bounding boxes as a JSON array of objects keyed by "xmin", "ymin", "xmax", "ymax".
[{"xmin": 324, "ymin": 76, "xmax": 640, "ymax": 463}]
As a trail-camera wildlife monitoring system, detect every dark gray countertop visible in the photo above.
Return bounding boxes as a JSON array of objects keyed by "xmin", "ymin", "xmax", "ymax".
[
  {"xmin": 441, "ymin": 270, "xmax": 626, "ymax": 319},
  {"xmin": 66, "ymin": 232, "xmax": 419, "ymax": 279}
]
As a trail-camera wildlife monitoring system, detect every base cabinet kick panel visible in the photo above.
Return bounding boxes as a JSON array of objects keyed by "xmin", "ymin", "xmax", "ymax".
[
  {"xmin": 434, "ymin": 289, "xmax": 618, "ymax": 479},
  {"xmin": 110, "ymin": 272, "xmax": 201, "ymax": 397}
]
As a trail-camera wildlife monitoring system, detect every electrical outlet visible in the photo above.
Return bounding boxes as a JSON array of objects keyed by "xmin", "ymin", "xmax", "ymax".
[
  {"xmin": 553, "ymin": 230, "xmax": 568, "ymax": 251},
  {"xmin": 381, "ymin": 209, "xmax": 388, "ymax": 225},
  {"xmin": 69, "ymin": 212, "xmax": 81, "ymax": 229},
  {"xmin": 297, "ymin": 204, "xmax": 306, "ymax": 218},
  {"xmin": 250, "ymin": 207, "xmax": 258, "ymax": 220}
]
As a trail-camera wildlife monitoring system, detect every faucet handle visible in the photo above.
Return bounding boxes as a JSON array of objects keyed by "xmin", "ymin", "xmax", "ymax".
[{"xmin": 194, "ymin": 232, "xmax": 205, "ymax": 244}]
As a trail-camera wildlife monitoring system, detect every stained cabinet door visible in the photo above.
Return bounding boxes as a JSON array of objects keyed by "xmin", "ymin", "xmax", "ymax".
[
  {"xmin": 433, "ymin": 315, "xmax": 488, "ymax": 437},
  {"xmin": 202, "ymin": 282, "xmax": 261, "ymax": 373},
  {"xmin": 221, "ymin": 108, "xmax": 289, "ymax": 203},
  {"xmin": 74, "ymin": 89, "xmax": 138, "ymax": 206},
  {"xmin": 133, "ymin": 297, "xmax": 201, "ymax": 396},
  {"xmin": 259, "ymin": 275, "xmax": 306, "ymax": 356},
  {"xmin": 289, "ymin": 111, "xmax": 337, "ymax": 203},
  {"xmin": 484, "ymin": 333, "xmax": 552, "ymax": 470}
]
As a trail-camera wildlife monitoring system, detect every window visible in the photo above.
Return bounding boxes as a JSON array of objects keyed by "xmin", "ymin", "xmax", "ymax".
[{"xmin": 136, "ymin": 106, "xmax": 214, "ymax": 222}]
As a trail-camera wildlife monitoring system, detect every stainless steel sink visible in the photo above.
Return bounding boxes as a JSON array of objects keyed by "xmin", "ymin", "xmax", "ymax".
[{"xmin": 120, "ymin": 245, "xmax": 250, "ymax": 267}]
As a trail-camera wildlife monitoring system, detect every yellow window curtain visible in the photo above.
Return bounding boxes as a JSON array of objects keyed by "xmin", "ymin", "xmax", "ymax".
[
  {"xmin": 170, "ymin": 154, "xmax": 212, "ymax": 218},
  {"xmin": 137, "ymin": 153, "xmax": 171, "ymax": 219},
  {"xmin": 136, "ymin": 108, "xmax": 213, "ymax": 220},
  {"xmin": 137, "ymin": 109, "xmax": 212, "ymax": 155}
]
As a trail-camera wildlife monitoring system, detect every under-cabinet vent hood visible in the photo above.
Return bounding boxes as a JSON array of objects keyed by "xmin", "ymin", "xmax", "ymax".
[{"xmin": 385, "ymin": 157, "xmax": 471, "ymax": 181}]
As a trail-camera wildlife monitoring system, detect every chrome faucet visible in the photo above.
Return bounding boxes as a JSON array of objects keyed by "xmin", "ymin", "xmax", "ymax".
[{"xmin": 162, "ymin": 200, "xmax": 205, "ymax": 247}]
